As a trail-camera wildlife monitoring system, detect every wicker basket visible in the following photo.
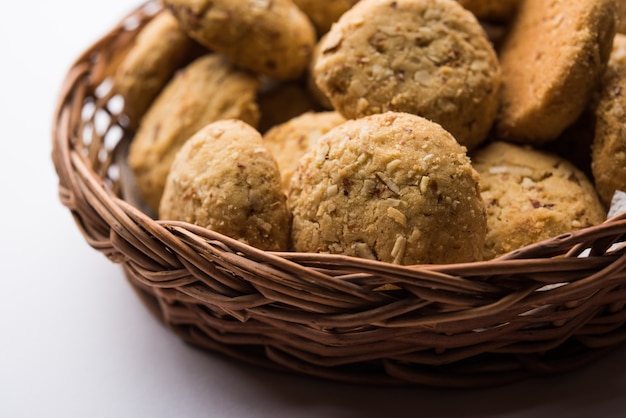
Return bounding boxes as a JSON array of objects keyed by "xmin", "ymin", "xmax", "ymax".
[{"xmin": 52, "ymin": 1, "xmax": 626, "ymax": 388}]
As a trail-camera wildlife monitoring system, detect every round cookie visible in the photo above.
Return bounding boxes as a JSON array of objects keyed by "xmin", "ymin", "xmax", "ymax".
[
  {"xmin": 292, "ymin": 0, "xmax": 360, "ymax": 35},
  {"xmin": 456, "ymin": 0, "xmax": 521, "ymax": 22},
  {"xmin": 496, "ymin": 0, "xmax": 616, "ymax": 143},
  {"xmin": 159, "ymin": 119, "xmax": 291, "ymax": 251},
  {"xmin": 592, "ymin": 33, "xmax": 626, "ymax": 207},
  {"xmin": 164, "ymin": 0, "xmax": 316, "ymax": 80},
  {"xmin": 128, "ymin": 54, "xmax": 260, "ymax": 213},
  {"xmin": 289, "ymin": 112, "xmax": 487, "ymax": 265},
  {"xmin": 263, "ymin": 111, "xmax": 346, "ymax": 190},
  {"xmin": 113, "ymin": 10, "xmax": 197, "ymax": 130},
  {"xmin": 313, "ymin": 0, "xmax": 500, "ymax": 150},
  {"xmin": 472, "ymin": 141, "xmax": 606, "ymax": 260}
]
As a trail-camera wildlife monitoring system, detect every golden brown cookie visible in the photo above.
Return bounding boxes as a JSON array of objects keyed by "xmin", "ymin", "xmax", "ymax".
[
  {"xmin": 263, "ymin": 111, "xmax": 346, "ymax": 189},
  {"xmin": 457, "ymin": 0, "xmax": 521, "ymax": 22},
  {"xmin": 164, "ymin": 0, "xmax": 316, "ymax": 80},
  {"xmin": 128, "ymin": 54, "xmax": 260, "ymax": 213},
  {"xmin": 113, "ymin": 10, "xmax": 197, "ymax": 130},
  {"xmin": 591, "ymin": 33, "xmax": 626, "ymax": 207},
  {"xmin": 496, "ymin": 0, "xmax": 616, "ymax": 143},
  {"xmin": 313, "ymin": 0, "xmax": 500, "ymax": 150},
  {"xmin": 159, "ymin": 119, "xmax": 290, "ymax": 250},
  {"xmin": 289, "ymin": 112, "xmax": 486, "ymax": 265},
  {"xmin": 472, "ymin": 141, "xmax": 606, "ymax": 260},
  {"xmin": 292, "ymin": 0, "xmax": 360, "ymax": 35}
]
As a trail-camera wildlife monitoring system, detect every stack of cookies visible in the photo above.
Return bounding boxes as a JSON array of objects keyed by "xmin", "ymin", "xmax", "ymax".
[{"xmin": 121, "ymin": 0, "xmax": 625, "ymax": 264}]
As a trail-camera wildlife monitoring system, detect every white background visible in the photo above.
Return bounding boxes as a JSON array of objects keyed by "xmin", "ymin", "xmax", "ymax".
[{"xmin": 2, "ymin": 1, "xmax": 626, "ymax": 417}]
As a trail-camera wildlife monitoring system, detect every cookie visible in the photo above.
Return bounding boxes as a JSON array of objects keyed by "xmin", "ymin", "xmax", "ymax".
[
  {"xmin": 292, "ymin": 0, "xmax": 359, "ymax": 35},
  {"xmin": 263, "ymin": 111, "xmax": 346, "ymax": 189},
  {"xmin": 457, "ymin": 0, "xmax": 521, "ymax": 22},
  {"xmin": 289, "ymin": 112, "xmax": 486, "ymax": 265},
  {"xmin": 496, "ymin": 0, "xmax": 616, "ymax": 143},
  {"xmin": 164, "ymin": 0, "xmax": 316, "ymax": 80},
  {"xmin": 591, "ymin": 33, "xmax": 626, "ymax": 207},
  {"xmin": 472, "ymin": 141, "xmax": 606, "ymax": 260},
  {"xmin": 159, "ymin": 119, "xmax": 291, "ymax": 251},
  {"xmin": 128, "ymin": 54, "xmax": 260, "ymax": 213},
  {"xmin": 313, "ymin": 0, "xmax": 500, "ymax": 150},
  {"xmin": 257, "ymin": 81, "xmax": 319, "ymax": 133},
  {"xmin": 113, "ymin": 10, "xmax": 197, "ymax": 130}
]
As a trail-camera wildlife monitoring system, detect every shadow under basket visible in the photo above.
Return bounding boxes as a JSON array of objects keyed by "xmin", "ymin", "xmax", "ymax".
[{"xmin": 52, "ymin": 1, "xmax": 626, "ymax": 389}]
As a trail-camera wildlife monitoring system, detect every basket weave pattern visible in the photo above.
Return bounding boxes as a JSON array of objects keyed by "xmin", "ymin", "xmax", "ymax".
[{"xmin": 52, "ymin": 2, "xmax": 626, "ymax": 388}]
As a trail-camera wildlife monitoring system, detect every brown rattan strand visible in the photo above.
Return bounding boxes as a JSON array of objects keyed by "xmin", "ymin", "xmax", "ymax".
[{"xmin": 52, "ymin": 1, "xmax": 626, "ymax": 388}]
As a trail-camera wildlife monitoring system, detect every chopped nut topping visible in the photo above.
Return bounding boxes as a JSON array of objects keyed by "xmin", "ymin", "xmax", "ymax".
[
  {"xmin": 488, "ymin": 165, "xmax": 534, "ymax": 177},
  {"xmin": 326, "ymin": 183, "xmax": 339, "ymax": 197},
  {"xmin": 387, "ymin": 206, "xmax": 407, "ymax": 227},
  {"xmin": 521, "ymin": 177, "xmax": 536, "ymax": 188},
  {"xmin": 250, "ymin": 0, "xmax": 272, "ymax": 10},
  {"xmin": 376, "ymin": 172, "xmax": 401, "ymax": 194},
  {"xmin": 413, "ymin": 70, "xmax": 431, "ymax": 85},
  {"xmin": 408, "ymin": 229, "xmax": 422, "ymax": 244},
  {"xmin": 356, "ymin": 97, "xmax": 370, "ymax": 113},
  {"xmin": 354, "ymin": 242, "xmax": 376, "ymax": 259},
  {"xmin": 386, "ymin": 159, "xmax": 402, "ymax": 172},
  {"xmin": 419, "ymin": 176, "xmax": 430, "ymax": 194},
  {"xmin": 391, "ymin": 235, "xmax": 407, "ymax": 264},
  {"xmin": 322, "ymin": 30, "xmax": 344, "ymax": 53}
]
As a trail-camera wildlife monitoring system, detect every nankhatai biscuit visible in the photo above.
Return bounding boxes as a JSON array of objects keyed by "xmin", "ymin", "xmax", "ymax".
[
  {"xmin": 289, "ymin": 112, "xmax": 486, "ymax": 265},
  {"xmin": 128, "ymin": 54, "xmax": 260, "ymax": 213},
  {"xmin": 496, "ymin": 0, "xmax": 616, "ymax": 143},
  {"xmin": 113, "ymin": 10, "xmax": 197, "ymax": 130},
  {"xmin": 457, "ymin": 0, "xmax": 521, "ymax": 22},
  {"xmin": 159, "ymin": 119, "xmax": 290, "ymax": 251},
  {"xmin": 313, "ymin": 0, "xmax": 500, "ymax": 150},
  {"xmin": 292, "ymin": 0, "xmax": 360, "ymax": 35},
  {"xmin": 472, "ymin": 142, "xmax": 606, "ymax": 260},
  {"xmin": 263, "ymin": 111, "xmax": 346, "ymax": 189},
  {"xmin": 164, "ymin": 0, "xmax": 316, "ymax": 80},
  {"xmin": 592, "ymin": 33, "xmax": 626, "ymax": 207}
]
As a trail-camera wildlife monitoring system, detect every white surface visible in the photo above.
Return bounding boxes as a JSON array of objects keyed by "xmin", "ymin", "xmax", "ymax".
[{"xmin": 2, "ymin": 1, "xmax": 626, "ymax": 417}]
